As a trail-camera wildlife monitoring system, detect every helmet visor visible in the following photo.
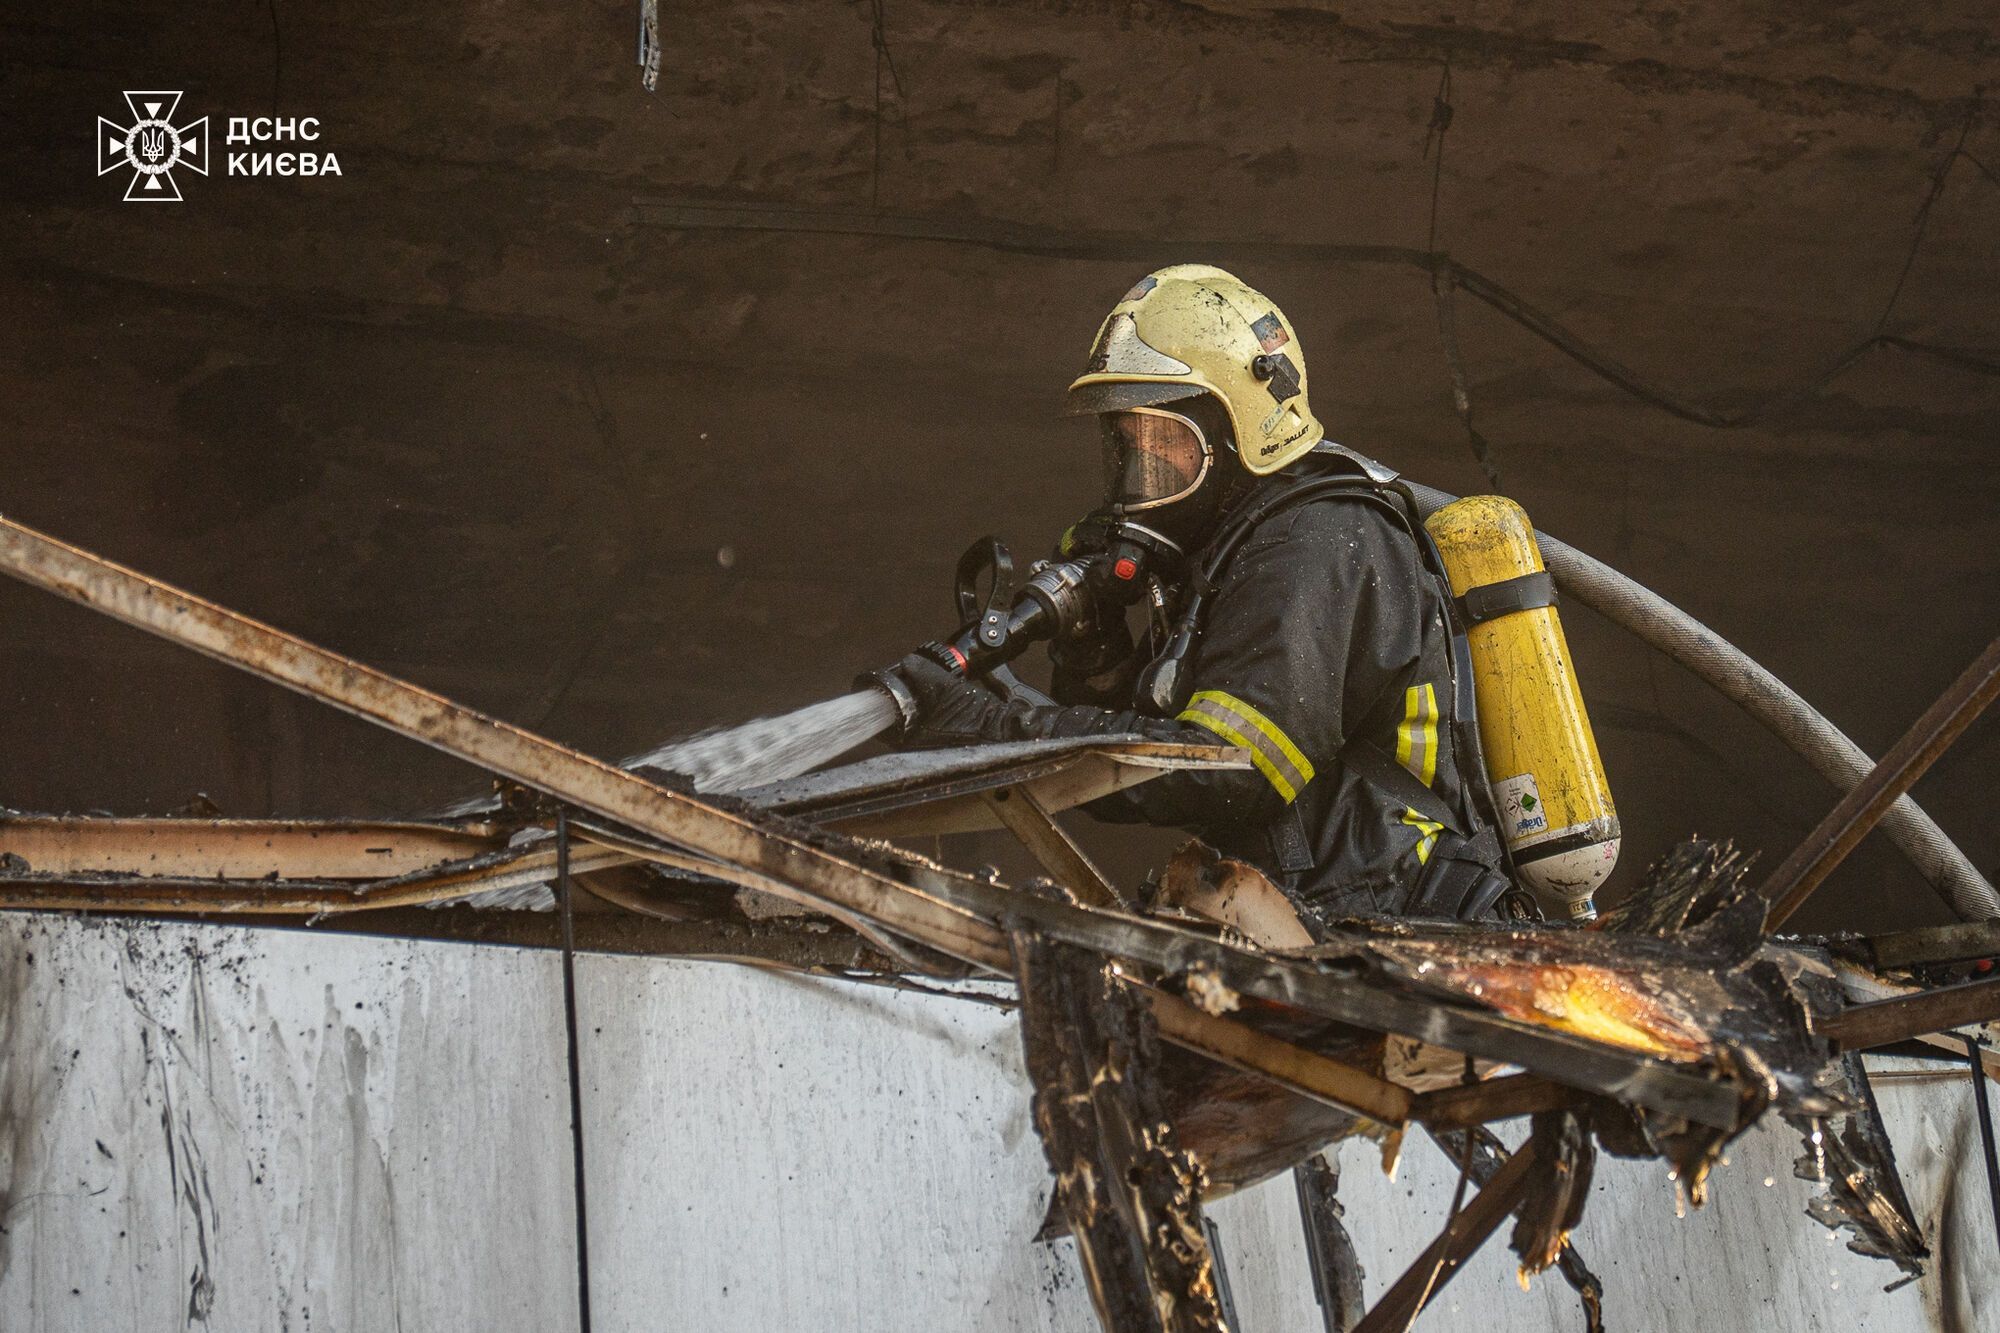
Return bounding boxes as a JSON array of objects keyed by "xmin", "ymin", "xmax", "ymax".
[{"xmin": 1099, "ymin": 407, "xmax": 1210, "ymax": 512}]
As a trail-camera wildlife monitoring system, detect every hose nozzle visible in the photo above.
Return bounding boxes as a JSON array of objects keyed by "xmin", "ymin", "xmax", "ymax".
[{"xmin": 861, "ymin": 662, "xmax": 923, "ymax": 735}]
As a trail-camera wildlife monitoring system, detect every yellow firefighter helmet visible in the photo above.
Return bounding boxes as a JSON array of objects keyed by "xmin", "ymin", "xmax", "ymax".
[{"xmin": 1065, "ymin": 264, "xmax": 1324, "ymax": 475}]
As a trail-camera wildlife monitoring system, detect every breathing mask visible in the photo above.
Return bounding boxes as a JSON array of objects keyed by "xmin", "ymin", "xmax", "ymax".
[{"xmin": 1100, "ymin": 406, "xmax": 1211, "ymax": 513}]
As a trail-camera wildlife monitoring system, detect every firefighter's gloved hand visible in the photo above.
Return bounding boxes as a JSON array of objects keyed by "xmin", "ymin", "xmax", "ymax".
[
  {"xmin": 891, "ymin": 653, "xmax": 1018, "ymax": 747},
  {"xmin": 1049, "ymin": 602, "xmax": 1135, "ymax": 681},
  {"xmin": 892, "ymin": 653, "xmax": 1184, "ymax": 748}
]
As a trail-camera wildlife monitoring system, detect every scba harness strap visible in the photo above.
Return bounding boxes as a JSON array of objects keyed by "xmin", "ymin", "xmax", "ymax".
[
  {"xmin": 1456, "ymin": 569, "xmax": 1557, "ymax": 627},
  {"xmin": 1182, "ymin": 444, "xmax": 1514, "ymax": 920},
  {"xmin": 1343, "ymin": 739, "xmax": 1510, "ymax": 920}
]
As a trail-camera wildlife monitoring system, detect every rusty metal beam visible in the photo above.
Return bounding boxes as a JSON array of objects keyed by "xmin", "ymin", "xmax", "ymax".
[
  {"xmin": 1765, "ymin": 634, "xmax": 2000, "ymax": 927},
  {"xmin": 0, "ymin": 838, "xmax": 633, "ymax": 915},
  {"xmin": 1412, "ymin": 1072, "xmax": 1580, "ymax": 1131},
  {"xmin": 1854, "ymin": 919, "xmax": 2000, "ymax": 970},
  {"xmin": 0, "ymin": 876, "xmax": 452, "ymax": 914},
  {"xmin": 982, "ymin": 784, "xmax": 1123, "ymax": 908},
  {"xmin": 1135, "ymin": 982, "xmax": 1415, "ymax": 1126},
  {"xmin": 0, "ymin": 814, "xmax": 502, "ymax": 880},
  {"xmin": 0, "ymin": 514, "xmax": 1744, "ymax": 1129},
  {"xmin": 1821, "ymin": 975, "xmax": 2000, "ymax": 1050}
]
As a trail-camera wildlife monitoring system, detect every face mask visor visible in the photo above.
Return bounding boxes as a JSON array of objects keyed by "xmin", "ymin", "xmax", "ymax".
[{"xmin": 1099, "ymin": 406, "xmax": 1211, "ymax": 514}]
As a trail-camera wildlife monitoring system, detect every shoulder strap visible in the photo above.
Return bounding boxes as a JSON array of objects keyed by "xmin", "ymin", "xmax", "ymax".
[
  {"xmin": 1179, "ymin": 466, "xmax": 1506, "ymax": 855},
  {"xmin": 1197, "ymin": 471, "xmax": 1397, "ymax": 586},
  {"xmin": 1308, "ymin": 439, "xmax": 1400, "ymax": 484}
]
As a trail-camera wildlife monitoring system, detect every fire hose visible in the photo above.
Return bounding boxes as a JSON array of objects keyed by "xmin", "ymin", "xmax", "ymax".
[
  {"xmin": 1398, "ymin": 481, "xmax": 2000, "ymax": 923},
  {"xmin": 877, "ymin": 486, "xmax": 1999, "ymax": 922}
]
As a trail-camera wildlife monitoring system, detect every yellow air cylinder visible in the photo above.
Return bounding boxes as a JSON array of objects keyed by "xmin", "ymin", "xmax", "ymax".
[{"xmin": 1424, "ymin": 496, "xmax": 1619, "ymax": 920}]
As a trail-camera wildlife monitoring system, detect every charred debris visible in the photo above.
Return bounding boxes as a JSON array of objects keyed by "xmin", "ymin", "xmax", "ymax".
[{"xmin": 1, "ymin": 516, "xmax": 1997, "ymax": 1331}]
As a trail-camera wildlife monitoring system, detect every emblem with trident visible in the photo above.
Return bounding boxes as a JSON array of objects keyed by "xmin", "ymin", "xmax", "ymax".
[{"xmin": 97, "ymin": 91, "xmax": 208, "ymax": 202}]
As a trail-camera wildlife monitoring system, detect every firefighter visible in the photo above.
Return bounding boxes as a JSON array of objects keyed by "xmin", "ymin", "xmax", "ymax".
[{"xmin": 890, "ymin": 265, "xmax": 1511, "ymax": 927}]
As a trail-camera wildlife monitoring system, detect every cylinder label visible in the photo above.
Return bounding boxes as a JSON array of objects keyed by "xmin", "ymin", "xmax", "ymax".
[{"xmin": 1494, "ymin": 772, "xmax": 1549, "ymax": 842}]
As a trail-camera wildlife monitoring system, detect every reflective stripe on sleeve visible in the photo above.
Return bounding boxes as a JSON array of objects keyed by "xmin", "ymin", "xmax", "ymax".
[
  {"xmin": 1177, "ymin": 689, "xmax": 1316, "ymax": 804},
  {"xmin": 1400, "ymin": 807, "xmax": 1443, "ymax": 865},
  {"xmin": 1394, "ymin": 683, "xmax": 1440, "ymax": 788}
]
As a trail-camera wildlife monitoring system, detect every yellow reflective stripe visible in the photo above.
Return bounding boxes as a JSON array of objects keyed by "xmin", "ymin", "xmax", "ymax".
[
  {"xmin": 1178, "ymin": 689, "xmax": 1315, "ymax": 804},
  {"xmin": 1394, "ymin": 683, "xmax": 1439, "ymax": 788},
  {"xmin": 1400, "ymin": 807, "xmax": 1443, "ymax": 865},
  {"xmin": 1179, "ymin": 704, "xmax": 1305, "ymax": 804}
]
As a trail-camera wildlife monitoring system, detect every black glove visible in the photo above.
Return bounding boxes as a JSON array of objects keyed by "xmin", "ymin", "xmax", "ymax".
[
  {"xmin": 889, "ymin": 652, "xmax": 1014, "ymax": 747},
  {"xmin": 1049, "ymin": 608, "xmax": 1138, "ymax": 705},
  {"xmin": 884, "ymin": 652, "xmax": 1183, "ymax": 749}
]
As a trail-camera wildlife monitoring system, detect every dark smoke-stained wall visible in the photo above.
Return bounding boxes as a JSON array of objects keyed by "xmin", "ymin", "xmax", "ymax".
[{"xmin": 4, "ymin": 0, "xmax": 1996, "ymax": 931}]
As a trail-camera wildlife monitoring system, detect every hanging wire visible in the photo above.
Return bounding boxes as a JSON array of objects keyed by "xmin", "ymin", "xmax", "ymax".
[
  {"xmin": 1443, "ymin": 89, "xmax": 1991, "ymax": 433},
  {"xmin": 1416, "ymin": 58, "xmax": 1502, "ymax": 487},
  {"xmin": 869, "ymin": 0, "xmax": 909, "ymax": 211},
  {"xmin": 1963, "ymin": 1034, "xmax": 2000, "ymax": 1261},
  {"xmin": 1402, "ymin": 1060, "xmax": 1480, "ymax": 1330},
  {"xmin": 1875, "ymin": 101, "xmax": 1982, "ymax": 336},
  {"xmin": 557, "ymin": 809, "xmax": 595, "ymax": 1333},
  {"xmin": 1422, "ymin": 61, "xmax": 1453, "ymax": 256}
]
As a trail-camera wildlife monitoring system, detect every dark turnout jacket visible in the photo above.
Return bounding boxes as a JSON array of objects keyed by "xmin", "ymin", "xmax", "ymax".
[{"xmin": 1061, "ymin": 458, "xmax": 1504, "ymax": 927}]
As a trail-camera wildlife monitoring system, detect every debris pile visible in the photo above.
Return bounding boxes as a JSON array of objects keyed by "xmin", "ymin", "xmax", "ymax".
[{"xmin": 0, "ymin": 513, "xmax": 1993, "ymax": 1332}]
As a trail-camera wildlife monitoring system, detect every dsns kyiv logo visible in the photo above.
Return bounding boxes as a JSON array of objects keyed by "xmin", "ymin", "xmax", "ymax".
[{"xmin": 98, "ymin": 91, "xmax": 208, "ymax": 201}]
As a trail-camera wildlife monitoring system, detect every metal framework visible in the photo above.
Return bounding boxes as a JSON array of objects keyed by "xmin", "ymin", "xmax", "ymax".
[{"xmin": 2, "ymin": 511, "xmax": 1995, "ymax": 1333}]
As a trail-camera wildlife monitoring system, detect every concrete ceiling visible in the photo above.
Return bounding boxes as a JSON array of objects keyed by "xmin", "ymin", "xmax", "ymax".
[{"xmin": 4, "ymin": 0, "xmax": 1996, "ymax": 930}]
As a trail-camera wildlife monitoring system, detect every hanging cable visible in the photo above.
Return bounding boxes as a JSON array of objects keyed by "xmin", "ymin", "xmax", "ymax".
[
  {"xmin": 1963, "ymin": 1034, "xmax": 2000, "ymax": 1260},
  {"xmin": 1402, "ymin": 1060, "xmax": 1479, "ymax": 1330},
  {"xmin": 557, "ymin": 809, "xmax": 595, "ymax": 1333},
  {"xmin": 1419, "ymin": 58, "xmax": 1503, "ymax": 488},
  {"xmin": 868, "ymin": 0, "xmax": 908, "ymax": 212}
]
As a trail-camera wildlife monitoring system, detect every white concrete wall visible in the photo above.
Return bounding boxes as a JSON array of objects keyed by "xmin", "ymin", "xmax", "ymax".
[{"xmin": 0, "ymin": 914, "xmax": 1991, "ymax": 1331}]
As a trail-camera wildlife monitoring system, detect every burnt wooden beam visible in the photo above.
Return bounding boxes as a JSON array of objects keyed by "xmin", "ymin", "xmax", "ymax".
[
  {"xmin": 1136, "ymin": 983, "xmax": 1414, "ymax": 1126},
  {"xmin": 1013, "ymin": 930, "xmax": 1228, "ymax": 1333},
  {"xmin": 1764, "ymin": 633, "xmax": 2000, "ymax": 927},
  {"xmin": 1351, "ymin": 1142, "xmax": 1541, "ymax": 1333},
  {"xmin": 1821, "ymin": 975, "xmax": 2000, "ymax": 1050},
  {"xmin": 981, "ymin": 783, "xmax": 1123, "ymax": 908},
  {"xmin": 1412, "ymin": 1072, "xmax": 1580, "ymax": 1131}
]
